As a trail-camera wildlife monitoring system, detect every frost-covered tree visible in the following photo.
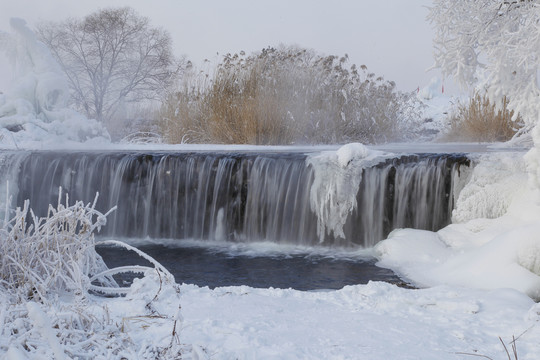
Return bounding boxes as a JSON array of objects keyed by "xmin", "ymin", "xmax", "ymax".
[
  {"xmin": 36, "ymin": 7, "xmax": 180, "ymax": 124},
  {"xmin": 428, "ymin": 0, "xmax": 540, "ymax": 183},
  {"xmin": 429, "ymin": 1, "xmax": 539, "ymax": 132}
]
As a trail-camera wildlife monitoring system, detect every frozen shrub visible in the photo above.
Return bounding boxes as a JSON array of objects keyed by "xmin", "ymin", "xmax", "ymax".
[
  {"xmin": 0, "ymin": 192, "xmax": 113, "ymax": 300},
  {"xmin": 159, "ymin": 46, "xmax": 422, "ymax": 145}
]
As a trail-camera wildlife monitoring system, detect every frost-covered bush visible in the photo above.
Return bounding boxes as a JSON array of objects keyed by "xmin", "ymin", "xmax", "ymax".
[
  {"xmin": 444, "ymin": 93, "xmax": 523, "ymax": 142},
  {"xmin": 160, "ymin": 46, "xmax": 422, "ymax": 145},
  {"xmin": 0, "ymin": 193, "xmax": 112, "ymax": 300},
  {"xmin": 0, "ymin": 193, "xmax": 183, "ymax": 358}
]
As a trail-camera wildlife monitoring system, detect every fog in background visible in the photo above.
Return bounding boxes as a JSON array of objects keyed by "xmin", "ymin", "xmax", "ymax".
[{"xmin": 0, "ymin": 0, "xmax": 456, "ymax": 94}]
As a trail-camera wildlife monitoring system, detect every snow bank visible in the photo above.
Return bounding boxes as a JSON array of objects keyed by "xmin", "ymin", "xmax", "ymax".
[
  {"xmin": 307, "ymin": 143, "xmax": 385, "ymax": 242},
  {"xmin": 0, "ymin": 18, "xmax": 109, "ymax": 147},
  {"xmin": 178, "ymin": 281, "xmax": 540, "ymax": 359},
  {"xmin": 413, "ymin": 77, "xmax": 464, "ymax": 140},
  {"xmin": 376, "ymin": 151, "xmax": 540, "ymax": 299},
  {"xmin": 376, "ymin": 225, "xmax": 540, "ymax": 298},
  {"xmin": 417, "ymin": 76, "xmax": 443, "ymax": 101},
  {"xmin": 452, "ymin": 152, "xmax": 528, "ymax": 222}
]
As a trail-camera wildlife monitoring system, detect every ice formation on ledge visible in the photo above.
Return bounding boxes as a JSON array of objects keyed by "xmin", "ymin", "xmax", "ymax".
[
  {"xmin": 308, "ymin": 143, "xmax": 379, "ymax": 242},
  {"xmin": 0, "ymin": 18, "xmax": 109, "ymax": 147}
]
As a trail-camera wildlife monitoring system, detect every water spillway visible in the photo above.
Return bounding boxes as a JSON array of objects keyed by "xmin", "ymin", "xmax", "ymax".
[{"xmin": 2, "ymin": 150, "xmax": 470, "ymax": 247}]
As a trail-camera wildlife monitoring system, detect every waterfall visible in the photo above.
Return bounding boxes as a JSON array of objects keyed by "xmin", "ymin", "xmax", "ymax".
[
  {"xmin": 350, "ymin": 155, "xmax": 468, "ymax": 247},
  {"xmin": 1, "ymin": 150, "xmax": 470, "ymax": 247}
]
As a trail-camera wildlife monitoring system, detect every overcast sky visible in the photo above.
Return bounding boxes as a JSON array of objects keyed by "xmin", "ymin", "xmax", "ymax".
[{"xmin": 0, "ymin": 0, "xmax": 454, "ymax": 94}]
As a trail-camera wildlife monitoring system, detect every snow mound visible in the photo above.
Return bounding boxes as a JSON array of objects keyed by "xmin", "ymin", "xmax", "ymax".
[
  {"xmin": 336, "ymin": 142, "xmax": 369, "ymax": 167},
  {"xmin": 417, "ymin": 77, "xmax": 443, "ymax": 101},
  {"xmin": 0, "ymin": 18, "xmax": 109, "ymax": 147},
  {"xmin": 453, "ymin": 152, "xmax": 528, "ymax": 222},
  {"xmin": 376, "ymin": 224, "xmax": 540, "ymax": 299},
  {"xmin": 376, "ymin": 151, "xmax": 540, "ymax": 300}
]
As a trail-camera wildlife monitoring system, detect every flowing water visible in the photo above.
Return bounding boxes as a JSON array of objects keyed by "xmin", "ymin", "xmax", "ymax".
[{"xmin": 95, "ymin": 243, "xmax": 403, "ymax": 290}]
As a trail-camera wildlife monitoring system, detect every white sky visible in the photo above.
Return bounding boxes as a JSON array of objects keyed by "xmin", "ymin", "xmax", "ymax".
[{"xmin": 0, "ymin": 0, "xmax": 456, "ymax": 94}]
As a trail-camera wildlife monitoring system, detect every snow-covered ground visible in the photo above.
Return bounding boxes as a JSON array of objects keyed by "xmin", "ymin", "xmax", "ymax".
[
  {"xmin": 7, "ymin": 264, "xmax": 540, "ymax": 359},
  {"xmin": 178, "ymin": 283, "xmax": 540, "ymax": 359}
]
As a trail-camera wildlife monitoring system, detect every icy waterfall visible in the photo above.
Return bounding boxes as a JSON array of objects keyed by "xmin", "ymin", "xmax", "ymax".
[{"xmin": 1, "ymin": 150, "xmax": 470, "ymax": 247}]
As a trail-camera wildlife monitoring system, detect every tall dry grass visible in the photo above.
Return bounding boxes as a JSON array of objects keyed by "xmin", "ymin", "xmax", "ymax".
[
  {"xmin": 444, "ymin": 93, "xmax": 523, "ymax": 142},
  {"xmin": 159, "ymin": 46, "xmax": 422, "ymax": 145}
]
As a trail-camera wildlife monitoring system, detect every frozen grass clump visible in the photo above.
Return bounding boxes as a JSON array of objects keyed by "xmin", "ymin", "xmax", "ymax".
[
  {"xmin": 0, "ymin": 191, "xmax": 184, "ymax": 359},
  {"xmin": 0, "ymin": 191, "xmax": 114, "ymax": 301}
]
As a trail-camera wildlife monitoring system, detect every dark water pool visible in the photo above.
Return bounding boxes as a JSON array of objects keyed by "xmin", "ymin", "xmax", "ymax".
[{"xmin": 96, "ymin": 244, "xmax": 404, "ymax": 290}]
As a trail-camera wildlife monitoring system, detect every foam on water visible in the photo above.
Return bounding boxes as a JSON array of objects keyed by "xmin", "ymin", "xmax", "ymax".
[{"xmin": 112, "ymin": 237, "xmax": 377, "ymax": 260}]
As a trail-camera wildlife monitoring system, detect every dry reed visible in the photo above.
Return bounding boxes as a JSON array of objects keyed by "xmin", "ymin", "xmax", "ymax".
[
  {"xmin": 444, "ymin": 93, "xmax": 523, "ymax": 142},
  {"xmin": 159, "ymin": 46, "xmax": 422, "ymax": 145}
]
